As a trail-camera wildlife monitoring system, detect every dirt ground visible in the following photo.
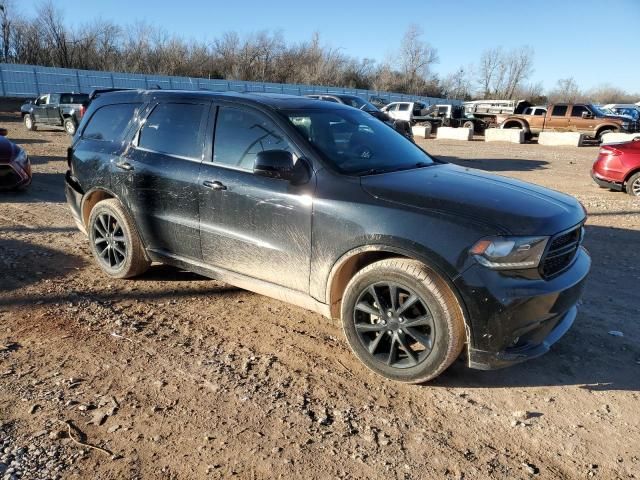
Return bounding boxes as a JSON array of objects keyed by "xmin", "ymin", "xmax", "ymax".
[{"xmin": 1, "ymin": 106, "xmax": 639, "ymax": 480}]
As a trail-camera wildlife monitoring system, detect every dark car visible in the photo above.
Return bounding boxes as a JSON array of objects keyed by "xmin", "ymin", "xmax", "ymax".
[
  {"xmin": 21, "ymin": 92, "xmax": 90, "ymax": 135},
  {"xmin": 592, "ymin": 138, "xmax": 640, "ymax": 196},
  {"xmin": 306, "ymin": 94, "xmax": 414, "ymax": 140},
  {"xmin": 0, "ymin": 129, "xmax": 31, "ymax": 191},
  {"xmin": 65, "ymin": 90, "xmax": 590, "ymax": 383}
]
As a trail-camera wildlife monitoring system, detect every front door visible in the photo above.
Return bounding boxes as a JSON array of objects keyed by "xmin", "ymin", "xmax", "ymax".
[
  {"xmin": 46, "ymin": 94, "xmax": 60, "ymax": 124},
  {"xmin": 32, "ymin": 95, "xmax": 49, "ymax": 123},
  {"xmin": 568, "ymin": 105, "xmax": 595, "ymax": 134},
  {"xmin": 119, "ymin": 101, "xmax": 210, "ymax": 261},
  {"xmin": 198, "ymin": 105, "xmax": 313, "ymax": 291}
]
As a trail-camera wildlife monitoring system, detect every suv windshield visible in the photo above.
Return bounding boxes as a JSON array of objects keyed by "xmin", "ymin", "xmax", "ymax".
[
  {"xmin": 336, "ymin": 95, "xmax": 379, "ymax": 112},
  {"xmin": 285, "ymin": 108, "xmax": 434, "ymax": 175}
]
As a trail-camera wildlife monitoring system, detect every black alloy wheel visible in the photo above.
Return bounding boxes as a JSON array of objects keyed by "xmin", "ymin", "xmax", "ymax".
[
  {"xmin": 93, "ymin": 212, "xmax": 127, "ymax": 270},
  {"xmin": 353, "ymin": 281, "xmax": 435, "ymax": 369}
]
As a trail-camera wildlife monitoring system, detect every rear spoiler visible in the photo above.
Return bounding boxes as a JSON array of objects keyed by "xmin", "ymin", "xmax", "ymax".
[{"xmin": 89, "ymin": 85, "xmax": 162, "ymax": 101}]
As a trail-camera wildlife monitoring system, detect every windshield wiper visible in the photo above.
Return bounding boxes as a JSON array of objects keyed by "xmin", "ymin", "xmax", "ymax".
[{"xmin": 354, "ymin": 162, "xmax": 432, "ymax": 176}]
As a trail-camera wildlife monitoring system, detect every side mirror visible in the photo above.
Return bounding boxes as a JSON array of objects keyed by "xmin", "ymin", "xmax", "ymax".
[
  {"xmin": 253, "ymin": 150, "xmax": 309, "ymax": 184},
  {"xmin": 581, "ymin": 112, "xmax": 592, "ymax": 119}
]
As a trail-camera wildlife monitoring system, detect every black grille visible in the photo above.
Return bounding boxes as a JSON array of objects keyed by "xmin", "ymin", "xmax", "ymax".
[
  {"xmin": 541, "ymin": 226, "xmax": 582, "ymax": 278},
  {"xmin": 0, "ymin": 165, "xmax": 20, "ymax": 186}
]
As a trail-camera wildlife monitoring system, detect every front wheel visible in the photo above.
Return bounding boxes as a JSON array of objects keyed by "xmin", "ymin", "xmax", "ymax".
[
  {"xmin": 88, "ymin": 199, "xmax": 151, "ymax": 278},
  {"xmin": 64, "ymin": 118, "xmax": 77, "ymax": 135},
  {"xmin": 626, "ymin": 172, "xmax": 640, "ymax": 197},
  {"xmin": 23, "ymin": 114, "xmax": 36, "ymax": 131},
  {"xmin": 341, "ymin": 259, "xmax": 466, "ymax": 383},
  {"xmin": 598, "ymin": 129, "xmax": 616, "ymax": 143},
  {"xmin": 462, "ymin": 120, "xmax": 475, "ymax": 130}
]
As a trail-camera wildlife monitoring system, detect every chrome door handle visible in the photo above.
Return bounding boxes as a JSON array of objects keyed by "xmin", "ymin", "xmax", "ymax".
[
  {"xmin": 115, "ymin": 162, "xmax": 134, "ymax": 171},
  {"xmin": 202, "ymin": 180, "xmax": 227, "ymax": 190}
]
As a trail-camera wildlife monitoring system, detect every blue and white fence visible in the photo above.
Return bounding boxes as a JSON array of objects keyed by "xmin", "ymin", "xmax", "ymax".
[{"xmin": 0, "ymin": 63, "xmax": 460, "ymax": 106}]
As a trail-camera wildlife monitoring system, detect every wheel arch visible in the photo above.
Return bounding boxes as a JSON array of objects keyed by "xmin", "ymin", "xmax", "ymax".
[
  {"xmin": 596, "ymin": 124, "xmax": 618, "ymax": 137},
  {"xmin": 80, "ymin": 187, "xmax": 118, "ymax": 228},
  {"xmin": 325, "ymin": 244, "xmax": 468, "ymax": 322},
  {"xmin": 502, "ymin": 119, "xmax": 528, "ymax": 130},
  {"xmin": 624, "ymin": 167, "xmax": 640, "ymax": 185}
]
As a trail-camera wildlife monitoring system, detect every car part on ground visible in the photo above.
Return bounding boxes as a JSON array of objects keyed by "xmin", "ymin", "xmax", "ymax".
[
  {"xmin": 20, "ymin": 93, "xmax": 89, "ymax": 135},
  {"xmin": 65, "ymin": 89, "xmax": 590, "ymax": 382},
  {"xmin": 591, "ymin": 138, "xmax": 640, "ymax": 197},
  {"xmin": 0, "ymin": 130, "xmax": 31, "ymax": 191}
]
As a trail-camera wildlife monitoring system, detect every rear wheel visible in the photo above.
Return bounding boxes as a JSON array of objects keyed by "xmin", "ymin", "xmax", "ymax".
[
  {"xmin": 23, "ymin": 114, "xmax": 36, "ymax": 131},
  {"xmin": 64, "ymin": 118, "xmax": 77, "ymax": 135},
  {"xmin": 462, "ymin": 120, "xmax": 474, "ymax": 130},
  {"xmin": 626, "ymin": 172, "xmax": 640, "ymax": 197},
  {"xmin": 341, "ymin": 259, "xmax": 466, "ymax": 383},
  {"xmin": 88, "ymin": 199, "xmax": 150, "ymax": 278}
]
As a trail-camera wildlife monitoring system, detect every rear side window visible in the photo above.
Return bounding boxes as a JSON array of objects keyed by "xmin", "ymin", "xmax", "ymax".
[
  {"xmin": 398, "ymin": 104, "xmax": 410, "ymax": 111},
  {"xmin": 61, "ymin": 93, "xmax": 89, "ymax": 104},
  {"xmin": 213, "ymin": 106, "xmax": 295, "ymax": 170},
  {"xmin": 551, "ymin": 105, "xmax": 568, "ymax": 117},
  {"xmin": 534, "ymin": 109, "xmax": 545, "ymax": 116},
  {"xmin": 83, "ymin": 103, "xmax": 140, "ymax": 142},
  {"xmin": 138, "ymin": 103, "xmax": 207, "ymax": 159}
]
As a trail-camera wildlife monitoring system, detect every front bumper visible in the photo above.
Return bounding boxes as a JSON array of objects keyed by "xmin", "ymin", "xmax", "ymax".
[
  {"xmin": 591, "ymin": 170, "xmax": 623, "ymax": 191},
  {"xmin": 455, "ymin": 246, "xmax": 591, "ymax": 370}
]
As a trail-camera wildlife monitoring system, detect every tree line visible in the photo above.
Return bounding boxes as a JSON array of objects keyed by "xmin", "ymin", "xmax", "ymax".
[{"xmin": 0, "ymin": 1, "xmax": 636, "ymax": 104}]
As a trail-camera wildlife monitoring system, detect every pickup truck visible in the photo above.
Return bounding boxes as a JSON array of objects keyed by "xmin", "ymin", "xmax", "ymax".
[
  {"xmin": 21, "ymin": 93, "xmax": 90, "ymax": 135},
  {"xmin": 424, "ymin": 104, "xmax": 486, "ymax": 133},
  {"xmin": 381, "ymin": 101, "xmax": 431, "ymax": 124},
  {"xmin": 500, "ymin": 103, "xmax": 639, "ymax": 141}
]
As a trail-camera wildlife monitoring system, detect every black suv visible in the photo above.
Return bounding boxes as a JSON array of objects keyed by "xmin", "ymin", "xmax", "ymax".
[{"xmin": 65, "ymin": 90, "xmax": 590, "ymax": 383}]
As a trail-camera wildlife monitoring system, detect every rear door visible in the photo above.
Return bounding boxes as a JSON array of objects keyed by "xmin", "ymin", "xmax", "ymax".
[
  {"xmin": 197, "ymin": 104, "xmax": 313, "ymax": 291},
  {"xmin": 47, "ymin": 94, "xmax": 61, "ymax": 124},
  {"xmin": 545, "ymin": 105, "xmax": 570, "ymax": 131},
  {"xmin": 119, "ymin": 100, "xmax": 210, "ymax": 260}
]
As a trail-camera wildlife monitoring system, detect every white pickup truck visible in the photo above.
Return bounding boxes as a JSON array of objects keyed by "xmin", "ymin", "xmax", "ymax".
[{"xmin": 381, "ymin": 101, "xmax": 431, "ymax": 124}]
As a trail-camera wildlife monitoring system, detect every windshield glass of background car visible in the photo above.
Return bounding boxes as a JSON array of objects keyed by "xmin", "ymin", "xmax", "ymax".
[
  {"xmin": 337, "ymin": 96, "xmax": 378, "ymax": 112},
  {"xmin": 285, "ymin": 108, "xmax": 434, "ymax": 175}
]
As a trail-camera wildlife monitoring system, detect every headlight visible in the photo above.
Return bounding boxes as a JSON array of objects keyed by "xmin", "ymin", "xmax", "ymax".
[
  {"xmin": 470, "ymin": 236, "xmax": 549, "ymax": 270},
  {"xmin": 14, "ymin": 147, "xmax": 28, "ymax": 166}
]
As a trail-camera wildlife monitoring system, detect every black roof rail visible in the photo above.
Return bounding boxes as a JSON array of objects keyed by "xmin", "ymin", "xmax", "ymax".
[{"xmin": 88, "ymin": 88, "xmax": 134, "ymax": 101}]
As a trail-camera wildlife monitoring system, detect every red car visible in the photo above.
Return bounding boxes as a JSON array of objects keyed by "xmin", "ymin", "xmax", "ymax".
[
  {"xmin": 0, "ymin": 128, "xmax": 31, "ymax": 191},
  {"xmin": 591, "ymin": 139, "xmax": 640, "ymax": 197}
]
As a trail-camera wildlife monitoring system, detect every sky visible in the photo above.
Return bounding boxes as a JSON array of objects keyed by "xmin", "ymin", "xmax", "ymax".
[{"xmin": 15, "ymin": 0, "xmax": 640, "ymax": 93}]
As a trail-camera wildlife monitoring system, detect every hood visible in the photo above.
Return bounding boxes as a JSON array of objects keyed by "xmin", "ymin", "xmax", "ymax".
[
  {"xmin": 0, "ymin": 135, "xmax": 18, "ymax": 163},
  {"xmin": 360, "ymin": 163, "xmax": 585, "ymax": 235}
]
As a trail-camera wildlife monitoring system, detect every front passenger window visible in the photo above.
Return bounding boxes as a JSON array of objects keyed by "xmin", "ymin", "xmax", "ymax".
[{"xmin": 213, "ymin": 107, "xmax": 295, "ymax": 171}]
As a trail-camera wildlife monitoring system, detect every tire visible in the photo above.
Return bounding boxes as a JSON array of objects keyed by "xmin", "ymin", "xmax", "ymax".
[
  {"xmin": 626, "ymin": 172, "xmax": 640, "ymax": 197},
  {"xmin": 341, "ymin": 259, "xmax": 466, "ymax": 383},
  {"xmin": 23, "ymin": 114, "xmax": 36, "ymax": 131},
  {"xmin": 462, "ymin": 120, "xmax": 474, "ymax": 130},
  {"xmin": 88, "ymin": 198, "xmax": 151, "ymax": 279},
  {"xmin": 598, "ymin": 128, "xmax": 616, "ymax": 143},
  {"xmin": 63, "ymin": 117, "xmax": 77, "ymax": 135}
]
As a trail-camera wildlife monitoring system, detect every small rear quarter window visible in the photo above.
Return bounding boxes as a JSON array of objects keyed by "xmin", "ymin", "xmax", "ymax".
[{"xmin": 82, "ymin": 103, "xmax": 141, "ymax": 142}]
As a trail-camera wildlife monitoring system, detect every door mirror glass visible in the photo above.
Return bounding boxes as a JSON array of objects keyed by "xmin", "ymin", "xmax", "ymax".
[
  {"xmin": 581, "ymin": 111, "xmax": 592, "ymax": 119},
  {"xmin": 253, "ymin": 150, "xmax": 309, "ymax": 184}
]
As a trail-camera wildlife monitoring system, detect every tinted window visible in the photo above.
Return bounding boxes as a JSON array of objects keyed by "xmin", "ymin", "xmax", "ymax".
[
  {"xmin": 398, "ymin": 104, "xmax": 410, "ymax": 111},
  {"xmin": 60, "ymin": 93, "xmax": 89, "ymax": 104},
  {"xmin": 571, "ymin": 105, "xmax": 590, "ymax": 117},
  {"xmin": 534, "ymin": 109, "xmax": 545, "ymax": 116},
  {"xmin": 83, "ymin": 103, "xmax": 140, "ymax": 142},
  {"xmin": 551, "ymin": 105, "xmax": 568, "ymax": 117},
  {"xmin": 138, "ymin": 103, "xmax": 206, "ymax": 159},
  {"xmin": 286, "ymin": 108, "xmax": 433, "ymax": 175},
  {"xmin": 386, "ymin": 104, "xmax": 398, "ymax": 111},
  {"xmin": 214, "ymin": 107, "xmax": 295, "ymax": 170}
]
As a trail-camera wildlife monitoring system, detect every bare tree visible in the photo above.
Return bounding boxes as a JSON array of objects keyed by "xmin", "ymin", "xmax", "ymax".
[
  {"xmin": 398, "ymin": 24, "xmax": 438, "ymax": 94},
  {"xmin": 547, "ymin": 77, "xmax": 583, "ymax": 103},
  {"xmin": 476, "ymin": 46, "xmax": 533, "ymax": 99}
]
